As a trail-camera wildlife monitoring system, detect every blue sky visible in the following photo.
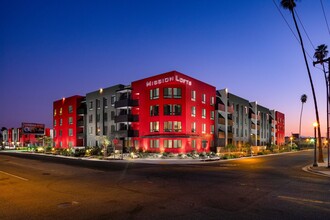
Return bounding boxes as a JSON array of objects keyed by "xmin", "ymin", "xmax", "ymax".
[{"xmin": 1, "ymin": 0, "xmax": 329, "ymax": 136}]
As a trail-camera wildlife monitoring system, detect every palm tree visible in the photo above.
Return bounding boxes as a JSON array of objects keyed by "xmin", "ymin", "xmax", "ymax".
[
  {"xmin": 299, "ymin": 94, "xmax": 307, "ymax": 144},
  {"xmin": 281, "ymin": 0, "xmax": 324, "ymax": 162}
]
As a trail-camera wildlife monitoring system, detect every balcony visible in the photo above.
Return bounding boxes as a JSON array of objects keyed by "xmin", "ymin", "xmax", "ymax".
[
  {"xmin": 77, "ymin": 132, "xmax": 85, "ymax": 139},
  {"xmin": 113, "ymin": 129, "xmax": 139, "ymax": 137},
  {"xmin": 115, "ymin": 99, "xmax": 139, "ymax": 109},
  {"xmin": 77, "ymin": 120, "xmax": 84, "ymax": 127},
  {"xmin": 77, "ymin": 108, "xmax": 86, "ymax": 115},
  {"xmin": 115, "ymin": 114, "xmax": 139, "ymax": 123}
]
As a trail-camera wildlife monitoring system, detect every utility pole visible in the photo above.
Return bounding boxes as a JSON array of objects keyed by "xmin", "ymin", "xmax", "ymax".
[{"xmin": 313, "ymin": 57, "xmax": 330, "ymax": 168}]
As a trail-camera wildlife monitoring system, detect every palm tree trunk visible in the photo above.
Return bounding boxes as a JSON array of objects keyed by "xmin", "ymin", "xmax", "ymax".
[
  {"xmin": 299, "ymin": 102, "xmax": 304, "ymax": 144},
  {"xmin": 291, "ymin": 10, "xmax": 324, "ymax": 162}
]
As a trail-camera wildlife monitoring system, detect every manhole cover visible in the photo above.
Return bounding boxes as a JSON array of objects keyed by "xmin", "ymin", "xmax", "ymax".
[{"xmin": 57, "ymin": 201, "xmax": 79, "ymax": 208}]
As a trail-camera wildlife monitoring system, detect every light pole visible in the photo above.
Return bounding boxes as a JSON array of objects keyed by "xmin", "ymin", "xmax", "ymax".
[
  {"xmin": 313, "ymin": 122, "xmax": 318, "ymax": 167},
  {"xmin": 290, "ymin": 136, "xmax": 293, "ymax": 151}
]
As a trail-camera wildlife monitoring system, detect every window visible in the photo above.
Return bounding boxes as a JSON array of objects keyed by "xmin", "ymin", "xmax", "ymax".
[
  {"xmin": 96, "ymin": 99, "xmax": 100, "ymax": 109},
  {"xmin": 211, "ymin": 111, "xmax": 214, "ymax": 120},
  {"xmin": 89, "ymin": 127, "xmax": 93, "ymax": 134},
  {"xmin": 202, "ymin": 109, "xmax": 206, "ymax": 118},
  {"xmin": 103, "ymin": 126, "xmax": 108, "ymax": 135},
  {"xmin": 60, "ymin": 119, "xmax": 63, "ymax": 126},
  {"xmin": 69, "ymin": 128, "xmax": 73, "ymax": 136},
  {"xmin": 173, "ymin": 88, "xmax": 182, "ymax": 98},
  {"xmin": 191, "ymin": 122, "xmax": 196, "ymax": 133},
  {"xmin": 192, "ymin": 139, "xmax": 196, "ymax": 148},
  {"xmin": 150, "ymin": 105, "xmax": 159, "ymax": 116},
  {"xmin": 173, "ymin": 104, "xmax": 181, "ymax": 115},
  {"xmin": 96, "ymin": 114, "xmax": 100, "ymax": 122},
  {"xmin": 54, "ymin": 120, "xmax": 56, "ymax": 126},
  {"xmin": 191, "ymin": 90, "xmax": 196, "ymax": 101},
  {"xmin": 60, "ymin": 141, "xmax": 62, "ymax": 147},
  {"xmin": 96, "ymin": 127, "xmax": 101, "ymax": 136},
  {"xmin": 163, "ymin": 88, "xmax": 172, "ymax": 98},
  {"xmin": 150, "ymin": 139, "xmax": 159, "ymax": 148},
  {"xmin": 54, "ymin": 109, "xmax": 57, "ymax": 116},
  {"xmin": 164, "ymin": 140, "xmax": 172, "ymax": 148},
  {"xmin": 173, "ymin": 140, "xmax": 182, "ymax": 148},
  {"xmin": 211, "ymin": 125, "xmax": 214, "ymax": 134},
  {"xmin": 104, "ymin": 112, "xmax": 108, "ymax": 121},
  {"xmin": 59, "ymin": 130, "xmax": 62, "ymax": 136},
  {"xmin": 111, "ymin": 125, "xmax": 115, "ymax": 132},
  {"xmin": 68, "ymin": 141, "xmax": 73, "ymax": 148},
  {"xmin": 59, "ymin": 108, "xmax": 63, "ymax": 115},
  {"xmin": 89, "ymin": 114, "xmax": 93, "ymax": 123},
  {"xmin": 150, "ymin": 121, "xmax": 159, "ymax": 132},
  {"xmin": 164, "ymin": 121, "xmax": 172, "ymax": 132},
  {"xmin": 211, "ymin": 97, "xmax": 215, "ymax": 106},
  {"xmin": 68, "ymin": 105, "xmax": 73, "ymax": 113},
  {"xmin": 111, "ymin": 111, "xmax": 115, "ymax": 120},
  {"xmin": 68, "ymin": 117, "xmax": 73, "ymax": 125},
  {"xmin": 150, "ymin": 88, "xmax": 159, "ymax": 100},
  {"xmin": 202, "ymin": 94, "xmax": 206, "ymax": 103},
  {"xmin": 202, "ymin": 123, "xmax": 206, "ymax": 134},
  {"xmin": 111, "ymin": 95, "xmax": 116, "ymax": 106},
  {"xmin": 134, "ymin": 140, "xmax": 139, "ymax": 148},
  {"xmin": 164, "ymin": 104, "xmax": 172, "ymax": 115},
  {"xmin": 104, "ymin": 98, "xmax": 108, "ymax": 108},
  {"xmin": 89, "ymin": 101, "xmax": 93, "ymax": 110},
  {"xmin": 173, "ymin": 121, "xmax": 182, "ymax": 132},
  {"xmin": 191, "ymin": 106, "xmax": 196, "ymax": 117}
]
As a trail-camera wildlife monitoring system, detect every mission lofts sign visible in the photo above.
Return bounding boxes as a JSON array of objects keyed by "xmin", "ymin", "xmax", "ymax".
[{"xmin": 146, "ymin": 75, "xmax": 192, "ymax": 87}]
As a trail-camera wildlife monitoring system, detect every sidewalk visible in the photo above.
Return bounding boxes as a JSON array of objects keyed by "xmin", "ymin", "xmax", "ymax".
[{"xmin": 304, "ymin": 159, "xmax": 330, "ymax": 178}]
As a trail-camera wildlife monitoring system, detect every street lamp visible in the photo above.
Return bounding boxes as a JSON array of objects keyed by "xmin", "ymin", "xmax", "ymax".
[
  {"xmin": 313, "ymin": 122, "xmax": 318, "ymax": 167},
  {"xmin": 290, "ymin": 136, "xmax": 293, "ymax": 151}
]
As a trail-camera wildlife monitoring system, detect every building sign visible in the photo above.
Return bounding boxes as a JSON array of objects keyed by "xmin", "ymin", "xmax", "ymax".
[
  {"xmin": 21, "ymin": 123, "xmax": 45, "ymax": 135},
  {"xmin": 146, "ymin": 75, "xmax": 192, "ymax": 87}
]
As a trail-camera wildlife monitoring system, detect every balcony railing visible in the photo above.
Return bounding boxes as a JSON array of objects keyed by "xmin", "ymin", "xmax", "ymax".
[
  {"xmin": 113, "ymin": 129, "xmax": 139, "ymax": 137},
  {"xmin": 114, "ymin": 99, "xmax": 139, "ymax": 108},
  {"xmin": 115, "ymin": 114, "xmax": 139, "ymax": 123}
]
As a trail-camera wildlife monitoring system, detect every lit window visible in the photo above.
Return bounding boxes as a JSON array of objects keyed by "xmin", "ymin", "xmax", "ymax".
[
  {"xmin": 191, "ymin": 122, "xmax": 196, "ymax": 133},
  {"xmin": 89, "ymin": 127, "xmax": 93, "ymax": 134},
  {"xmin": 59, "ymin": 108, "xmax": 62, "ymax": 115},
  {"xmin": 54, "ymin": 109, "xmax": 57, "ymax": 116},
  {"xmin": 60, "ymin": 119, "xmax": 62, "ymax": 126},
  {"xmin": 191, "ymin": 90, "xmax": 196, "ymax": 101},
  {"xmin": 173, "ymin": 140, "xmax": 182, "ymax": 148},
  {"xmin": 150, "ymin": 139, "xmax": 159, "ymax": 148},
  {"xmin": 191, "ymin": 106, "xmax": 196, "ymax": 117},
  {"xmin": 164, "ymin": 121, "xmax": 172, "ymax": 132},
  {"xmin": 164, "ymin": 140, "xmax": 172, "ymax": 148},
  {"xmin": 68, "ymin": 105, "xmax": 73, "ymax": 113},
  {"xmin": 68, "ymin": 141, "xmax": 73, "ymax": 148},
  {"xmin": 173, "ymin": 121, "xmax": 182, "ymax": 132},
  {"xmin": 54, "ymin": 120, "xmax": 56, "ymax": 126},
  {"xmin": 210, "ymin": 125, "xmax": 214, "ymax": 134},
  {"xmin": 150, "ymin": 121, "xmax": 159, "ymax": 132}
]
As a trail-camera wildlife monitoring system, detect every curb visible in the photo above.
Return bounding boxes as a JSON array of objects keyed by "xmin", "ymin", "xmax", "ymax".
[{"xmin": 302, "ymin": 165, "xmax": 330, "ymax": 178}]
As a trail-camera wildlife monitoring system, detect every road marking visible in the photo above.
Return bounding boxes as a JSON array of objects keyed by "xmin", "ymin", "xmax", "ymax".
[
  {"xmin": 278, "ymin": 195, "xmax": 330, "ymax": 205},
  {"xmin": 0, "ymin": 170, "xmax": 28, "ymax": 181}
]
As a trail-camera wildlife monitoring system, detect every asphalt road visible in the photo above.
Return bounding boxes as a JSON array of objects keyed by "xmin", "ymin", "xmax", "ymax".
[{"xmin": 0, "ymin": 151, "xmax": 329, "ymax": 220}]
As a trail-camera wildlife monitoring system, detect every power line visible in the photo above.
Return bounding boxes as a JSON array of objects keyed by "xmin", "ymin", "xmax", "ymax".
[
  {"xmin": 320, "ymin": 0, "xmax": 330, "ymax": 36},
  {"xmin": 272, "ymin": 0, "xmax": 323, "ymax": 72},
  {"xmin": 294, "ymin": 9, "xmax": 316, "ymax": 49}
]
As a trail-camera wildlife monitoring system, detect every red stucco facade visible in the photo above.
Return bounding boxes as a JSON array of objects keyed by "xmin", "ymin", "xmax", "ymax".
[
  {"xmin": 275, "ymin": 111, "xmax": 285, "ymax": 145},
  {"xmin": 131, "ymin": 71, "xmax": 216, "ymax": 153}
]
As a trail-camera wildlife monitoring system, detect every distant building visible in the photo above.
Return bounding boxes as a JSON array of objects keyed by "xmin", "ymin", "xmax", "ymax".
[{"xmin": 53, "ymin": 95, "xmax": 86, "ymax": 148}]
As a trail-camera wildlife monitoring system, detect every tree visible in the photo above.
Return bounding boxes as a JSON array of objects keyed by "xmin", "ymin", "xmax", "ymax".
[
  {"xmin": 299, "ymin": 94, "xmax": 307, "ymax": 143},
  {"xmin": 281, "ymin": 0, "xmax": 324, "ymax": 162}
]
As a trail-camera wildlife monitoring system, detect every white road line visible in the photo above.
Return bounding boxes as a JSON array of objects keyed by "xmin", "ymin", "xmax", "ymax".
[
  {"xmin": 278, "ymin": 195, "xmax": 330, "ymax": 205},
  {"xmin": 0, "ymin": 170, "xmax": 29, "ymax": 181}
]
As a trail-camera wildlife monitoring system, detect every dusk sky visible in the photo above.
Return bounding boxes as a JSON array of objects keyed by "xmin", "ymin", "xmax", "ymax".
[{"xmin": 1, "ymin": 0, "xmax": 330, "ymax": 137}]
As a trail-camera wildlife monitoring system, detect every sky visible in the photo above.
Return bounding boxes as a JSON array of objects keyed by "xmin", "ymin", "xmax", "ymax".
[{"xmin": 1, "ymin": 0, "xmax": 330, "ymax": 137}]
